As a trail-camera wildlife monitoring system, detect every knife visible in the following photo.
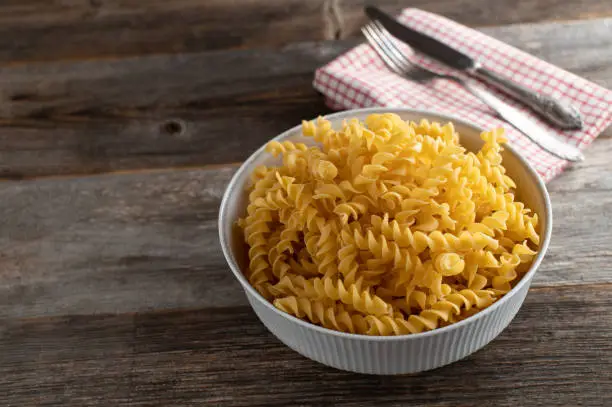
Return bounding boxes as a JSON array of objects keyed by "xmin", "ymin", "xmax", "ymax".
[{"xmin": 365, "ymin": 6, "xmax": 583, "ymax": 130}]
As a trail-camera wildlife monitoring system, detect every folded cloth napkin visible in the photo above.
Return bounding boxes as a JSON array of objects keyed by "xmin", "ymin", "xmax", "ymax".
[{"xmin": 314, "ymin": 9, "xmax": 612, "ymax": 182}]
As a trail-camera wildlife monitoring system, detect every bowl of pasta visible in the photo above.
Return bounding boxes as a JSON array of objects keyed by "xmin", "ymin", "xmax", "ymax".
[{"xmin": 218, "ymin": 107, "xmax": 551, "ymax": 374}]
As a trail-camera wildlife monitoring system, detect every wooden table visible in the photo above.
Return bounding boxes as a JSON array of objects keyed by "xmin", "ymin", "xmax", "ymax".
[{"xmin": 1, "ymin": 1, "xmax": 611, "ymax": 406}]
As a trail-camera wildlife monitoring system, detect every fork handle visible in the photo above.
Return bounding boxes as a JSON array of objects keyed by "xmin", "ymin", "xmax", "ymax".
[
  {"xmin": 472, "ymin": 66, "xmax": 583, "ymax": 130},
  {"xmin": 452, "ymin": 77, "xmax": 584, "ymax": 162}
]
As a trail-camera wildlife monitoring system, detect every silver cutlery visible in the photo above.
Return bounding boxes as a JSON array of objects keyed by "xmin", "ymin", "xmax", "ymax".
[
  {"xmin": 365, "ymin": 6, "xmax": 583, "ymax": 130},
  {"xmin": 360, "ymin": 22, "xmax": 585, "ymax": 162}
]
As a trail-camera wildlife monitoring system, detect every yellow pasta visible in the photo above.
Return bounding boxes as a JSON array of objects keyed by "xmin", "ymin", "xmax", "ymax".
[{"xmin": 238, "ymin": 113, "xmax": 540, "ymax": 336}]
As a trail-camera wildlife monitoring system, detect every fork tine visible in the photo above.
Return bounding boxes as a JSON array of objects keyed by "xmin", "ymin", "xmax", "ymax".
[
  {"xmin": 369, "ymin": 21, "xmax": 413, "ymax": 72},
  {"xmin": 361, "ymin": 25, "xmax": 405, "ymax": 75},
  {"xmin": 368, "ymin": 21, "xmax": 437, "ymax": 82},
  {"xmin": 363, "ymin": 23, "xmax": 411, "ymax": 74}
]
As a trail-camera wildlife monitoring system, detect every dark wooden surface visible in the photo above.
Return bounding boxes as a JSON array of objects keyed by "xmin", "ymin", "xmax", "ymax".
[
  {"xmin": 0, "ymin": 1, "xmax": 611, "ymax": 406},
  {"xmin": 1, "ymin": 0, "xmax": 611, "ymax": 62},
  {"xmin": 2, "ymin": 285, "xmax": 611, "ymax": 406},
  {"xmin": 0, "ymin": 17, "xmax": 611, "ymax": 179}
]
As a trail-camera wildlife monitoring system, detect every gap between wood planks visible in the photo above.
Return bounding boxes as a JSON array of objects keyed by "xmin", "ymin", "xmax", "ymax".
[
  {"xmin": 0, "ymin": 162, "xmax": 243, "ymax": 183},
  {"xmin": 529, "ymin": 281, "xmax": 612, "ymax": 292}
]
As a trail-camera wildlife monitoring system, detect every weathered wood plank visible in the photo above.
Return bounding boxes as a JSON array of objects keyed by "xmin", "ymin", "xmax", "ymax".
[
  {"xmin": 0, "ymin": 90, "xmax": 330, "ymax": 179},
  {"xmin": 1, "ymin": 284, "xmax": 610, "ymax": 406},
  {"xmin": 1, "ymin": 136, "xmax": 611, "ymax": 319},
  {"xmin": 0, "ymin": 0, "xmax": 611, "ymax": 62},
  {"xmin": 0, "ymin": 166, "xmax": 239, "ymax": 319},
  {"xmin": 338, "ymin": 0, "xmax": 612, "ymax": 40},
  {"xmin": 0, "ymin": 18, "xmax": 610, "ymax": 178},
  {"xmin": 0, "ymin": 0, "xmax": 330, "ymax": 62}
]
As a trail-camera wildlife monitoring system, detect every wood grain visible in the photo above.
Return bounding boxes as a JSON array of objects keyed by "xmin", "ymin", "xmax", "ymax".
[
  {"xmin": 1, "ymin": 136, "xmax": 611, "ymax": 319},
  {"xmin": 1, "ymin": 284, "xmax": 610, "ymax": 406},
  {"xmin": 0, "ymin": 0, "xmax": 611, "ymax": 62},
  {"xmin": 1, "ymin": 2, "xmax": 610, "ymax": 405},
  {"xmin": 337, "ymin": 0, "xmax": 612, "ymax": 40},
  {"xmin": 0, "ymin": 18, "xmax": 610, "ymax": 178},
  {"xmin": 0, "ymin": 90, "xmax": 330, "ymax": 179},
  {"xmin": 0, "ymin": 0, "xmax": 331, "ymax": 61}
]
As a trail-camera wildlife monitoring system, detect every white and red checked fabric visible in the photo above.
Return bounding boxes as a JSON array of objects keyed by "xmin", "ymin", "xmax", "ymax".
[{"xmin": 314, "ymin": 9, "xmax": 612, "ymax": 182}]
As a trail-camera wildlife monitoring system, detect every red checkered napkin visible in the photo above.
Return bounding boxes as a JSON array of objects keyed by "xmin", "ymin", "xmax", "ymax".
[{"xmin": 314, "ymin": 9, "xmax": 612, "ymax": 182}]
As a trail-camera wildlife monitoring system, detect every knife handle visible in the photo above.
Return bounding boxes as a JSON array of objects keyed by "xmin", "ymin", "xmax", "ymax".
[
  {"xmin": 472, "ymin": 66, "xmax": 583, "ymax": 130},
  {"xmin": 452, "ymin": 76, "xmax": 584, "ymax": 162}
]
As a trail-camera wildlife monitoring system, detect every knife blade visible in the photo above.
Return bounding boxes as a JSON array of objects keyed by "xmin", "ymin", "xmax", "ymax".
[
  {"xmin": 365, "ymin": 6, "xmax": 476, "ymax": 71},
  {"xmin": 364, "ymin": 6, "xmax": 584, "ymax": 130}
]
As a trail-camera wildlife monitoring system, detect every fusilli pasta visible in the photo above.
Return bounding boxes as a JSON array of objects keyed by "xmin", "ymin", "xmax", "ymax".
[{"xmin": 238, "ymin": 113, "xmax": 540, "ymax": 336}]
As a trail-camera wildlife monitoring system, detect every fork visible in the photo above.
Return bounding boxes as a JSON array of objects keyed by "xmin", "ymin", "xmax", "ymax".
[{"xmin": 361, "ymin": 21, "xmax": 584, "ymax": 162}]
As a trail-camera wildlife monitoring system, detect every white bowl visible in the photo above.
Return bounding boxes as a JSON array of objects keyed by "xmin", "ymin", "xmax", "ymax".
[{"xmin": 218, "ymin": 107, "xmax": 552, "ymax": 374}]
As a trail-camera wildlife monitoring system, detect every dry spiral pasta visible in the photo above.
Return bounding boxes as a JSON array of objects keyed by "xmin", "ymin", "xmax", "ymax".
[{"xmin": 238, "ymin": 113, "xmax": 540, "ymax": 336}]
